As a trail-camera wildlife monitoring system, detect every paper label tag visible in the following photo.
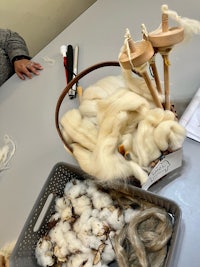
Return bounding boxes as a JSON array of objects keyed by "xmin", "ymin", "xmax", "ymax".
[{"xmin": 142, "ymin": 149, "xmax": 183, "ymax": 190}]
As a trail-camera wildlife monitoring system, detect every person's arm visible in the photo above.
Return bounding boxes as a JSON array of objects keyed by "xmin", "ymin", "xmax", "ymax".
[
  {"xmin": 0, "ymin": 29, "xmax": 43, "ymax": 81},
  {"xmin": 1, "ymin": 29, "xmax": 30, "ymax": 61}
]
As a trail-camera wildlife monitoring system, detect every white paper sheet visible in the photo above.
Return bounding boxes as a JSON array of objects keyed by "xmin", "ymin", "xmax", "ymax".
[{"xmin": 179, "ymin": 88, "xmax": 200, "ymax": 142}]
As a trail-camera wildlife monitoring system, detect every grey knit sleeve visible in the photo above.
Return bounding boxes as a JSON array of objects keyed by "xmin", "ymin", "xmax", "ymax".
[{"xmin": 0, "ymin": 28, "xmax": 30, "ymax": 62}]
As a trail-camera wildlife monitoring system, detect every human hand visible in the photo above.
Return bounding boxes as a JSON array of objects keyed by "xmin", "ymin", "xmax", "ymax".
[{"xmin": 14, "ymin": 59, "xmax": 43, "ymax": 80}]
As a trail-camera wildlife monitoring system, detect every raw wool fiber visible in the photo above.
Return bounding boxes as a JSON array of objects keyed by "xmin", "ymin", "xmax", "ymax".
[
  {"xmin": 114, "ymin": 207, "xmax": 172, "ymax": 267},
  {"xmin": 61, "ymin": 71, "xmax": 186, "ymax": 186},
  {"xmin": 0, "ymin": 240, "xmax": 16, "ymax": 267},
  {"xmin": 0, "ymin": 135, "xmax": 16, "ymax": 173},
  {"xmin": 161, "ymin": 5, "xmax": 200, "ymax": 42}
]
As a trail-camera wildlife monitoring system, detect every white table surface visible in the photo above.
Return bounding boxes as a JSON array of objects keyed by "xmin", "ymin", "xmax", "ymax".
[{"xmin": 0, "ymin": 1, "xmax": 200, "ymax": 266}]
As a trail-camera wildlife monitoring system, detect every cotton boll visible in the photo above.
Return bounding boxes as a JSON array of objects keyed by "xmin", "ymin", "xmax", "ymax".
[
  {"xmin": 49, "ymin": 226, "xmax": 63, "ymax": 244},
  {"xmin": 58, "ymin": 245, "xmax": 70, "ymax": 261},
  {"xmin": 124, "ymin": 207, "xmax": 139, "ymax": 223},
  {"xmin": 75, "ymin": 213, "xmax": 105, "ymax": 247},
  {"xmin": 36, "ymin": 238, "xmax": 52, "ymax": 253},
  {"xmin": 67, "ymin": 181, "xmax": 87, "ymax": 199},
  {"xmin": 35, "ymin": 238, "xmax": 54, "ymax": 267},
  {"xmin": 101, "ymin": 239, "xmax": 116, "ymax": 264},
  {"xmin": 90, "ymin": 217, "xmax": 107, "ymax": 236},
  {"xmin": 49, "ymin": 212, "xmax": 60, "ymax": 223},
  {"xmin": 55, "ymin": 197, "xmax": 71, "ymax": 216},
  {"xmin": 64, "ymin": 180, "xmax": 75, "ymax": 195},
  {"xmin": 36, "ymin": 253, "xmax": 54, "ymax": 267},
  {"xmin": 61, "ymin": 206, "xmax": 73, "ymax": 221},
  {"xmin": 53, "ymin": 245, "xmax": 67, "ymax": 262},
  {"xmin": 67, "ymin": 253, "xmax": 93, "ymax": 267},
  {"xmin": 71, "ymin": 195, "xmax": 91, "ymax": 215},
  {"xmin": 85, "ymin": 179, "xmax": 98, "ymax": 190},
  {"xmin": 103, "ymin": 207, "xmax": 125, "ymax": 231},
  {"xmin": 73, "ymin": 209, "xmax": 92, "ymax": 233},
  {"xmin": 50, "ymin": 236, "xmax": 68, "ymax": 256},
  {"xmin": 98, "ymin": 206, "xmax": 118, "ymax": 227},
  {"xmin": 91, "ymin": 208, "xmax": 100, "ymax": 218},
  {"xmin": 55, "ymin": 197, "xmax": 66, "ymax": 211},
  {"xmin": 64, "ymin": 230, "xmax": 87, "ymax": 254},
  {"xmin": 77, "ymin": 232, "xmax": 102, "ymax": 250},
  {"xmin": 99, "ymin": 207, "xmax": 113, "ymax": 221},
  {"xmin": 92, "ymin": 191, "xmax": 113, "ymax": 210},
  {"xmin": 85, "ymin": 180, "xmax": 99, "ymax": 197},
  {"xmin": 59, "ymin": 220, "xmax": 71, "ymax": 233},
  {"xmin": 49, "ymin": 221, "xmax": 70, "ymax": 248},
  {"xmin": 73, "ymin": 218, "xmax": 84, "ymax": 234}
]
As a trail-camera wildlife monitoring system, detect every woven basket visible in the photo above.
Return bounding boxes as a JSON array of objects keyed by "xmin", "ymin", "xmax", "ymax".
[{"xmin": 10, "ymin": 162, "xmax": 182, "ymax": 267}]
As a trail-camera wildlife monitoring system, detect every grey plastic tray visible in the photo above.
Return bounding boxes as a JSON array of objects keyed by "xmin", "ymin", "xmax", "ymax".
[{"xmin": 10, "ymin": 162, "xmax": 181, "ymax": 267}]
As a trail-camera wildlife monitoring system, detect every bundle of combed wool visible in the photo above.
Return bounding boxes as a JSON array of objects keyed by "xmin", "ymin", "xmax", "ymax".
[{"xmin": 60, "ymin": 69, "xmax": 186, "ymax": 186}]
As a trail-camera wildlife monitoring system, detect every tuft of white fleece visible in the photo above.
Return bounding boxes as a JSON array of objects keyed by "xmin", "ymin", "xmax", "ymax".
[{"xmin": 0, "ymin": 135, "xmax": 16, "ymax": 172}]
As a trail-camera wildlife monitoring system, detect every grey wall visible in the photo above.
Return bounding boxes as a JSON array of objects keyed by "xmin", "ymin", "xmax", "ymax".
[{"xmin": 0, "ymin": 0, "xmax": 97, "ymax": 56}]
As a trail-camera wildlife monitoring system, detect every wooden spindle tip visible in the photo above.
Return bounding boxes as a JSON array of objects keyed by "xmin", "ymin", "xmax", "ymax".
[
  {"xmin": 124, "ymin": 28, "xmax": 136, "ymax": 53},
  {"xmin": 161, "ymin": 4, "xmax": 169, "ymax": 14},
  {"xmin": 161, "ymin": 5, "xmax": 169, "ymax": 33}
]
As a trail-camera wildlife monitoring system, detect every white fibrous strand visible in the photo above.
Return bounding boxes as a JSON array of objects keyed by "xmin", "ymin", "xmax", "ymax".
[{"xmin": 0, "ymin": 135, "xmax": 16, "ymax": 172}]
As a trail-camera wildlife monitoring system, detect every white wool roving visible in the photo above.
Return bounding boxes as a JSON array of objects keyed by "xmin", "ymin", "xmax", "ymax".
[
  {"xmin": 154, "ymin": 120, "xmax": 186, "ymax": 151},
  {"xmin": 61, "ymin": 71, "xmax": 186, "ymax": 186},
  {"xmin": 126, "ymin": 108, "xmax": 185, "ymax": 170},
  {"xmin": 161, "ymin": 4, "xmax": 200, "ymax": 41},
  {"xmin": 120, "ymin": 67, "xmax": 164, "ymax": 105},
  {"xmin": 81, "ymin": 75, "xmax": 125, "ymax": 101},
  {"xmin": 71, "ymin": 109, "xmax": 149, "ymax": 184},
  {"xmin": 0, "ymin": 135, "xmax": 16, "ymax": 172},
  {"xmin": 61, "ymin": 109, "xmax": 98, "ymax": 151}
]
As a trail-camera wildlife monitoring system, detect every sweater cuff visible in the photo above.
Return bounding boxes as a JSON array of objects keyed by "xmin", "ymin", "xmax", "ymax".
[{"xmin": 12, "ymin": 55, "xmax": 31, "ymax": 64}]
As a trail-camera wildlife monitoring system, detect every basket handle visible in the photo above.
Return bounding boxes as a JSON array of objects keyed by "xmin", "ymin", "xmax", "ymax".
[{"xmin": 55, "ymin": 61, "xmax": 122, "ymax": 152}]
